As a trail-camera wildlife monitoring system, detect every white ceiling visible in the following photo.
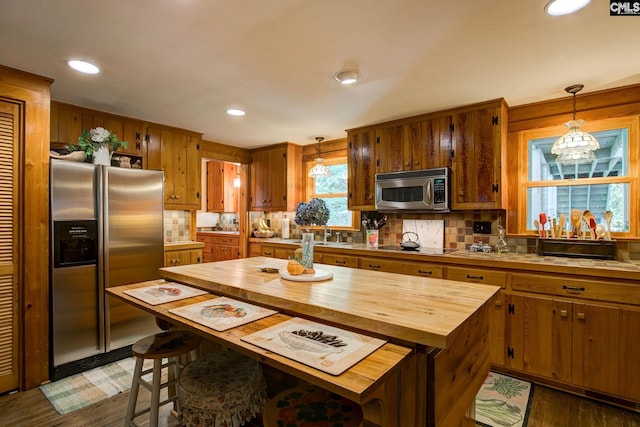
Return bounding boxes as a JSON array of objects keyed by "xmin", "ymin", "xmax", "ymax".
[{"xmin": 1, "ymin": 1, "xmax": 639, "ymax": 148}]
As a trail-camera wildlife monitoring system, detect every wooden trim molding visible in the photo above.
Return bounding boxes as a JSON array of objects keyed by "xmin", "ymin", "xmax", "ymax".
[{"xmin": 0, "ymin": 65, "xmax": 52, "ymax": 390}]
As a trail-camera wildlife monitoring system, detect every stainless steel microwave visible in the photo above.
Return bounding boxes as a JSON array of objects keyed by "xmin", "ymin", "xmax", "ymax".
[{"xmin": 375, "ymin": 167, "xmax": 450, "ymax": 212}]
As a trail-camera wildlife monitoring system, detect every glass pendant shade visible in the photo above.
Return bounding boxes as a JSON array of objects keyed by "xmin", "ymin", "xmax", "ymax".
[
  {"xmin": 308, "ymin": 158, "xmax": 331, "ymax": 177},
  {"xmin": 308, "ymin": 136, "xmax": 330, "ymax": 178},
  {"xmin": 551, "ymin": 84, "xmax": 600, "ymax": 165},
  {"xmin": 551, "ymin": 120, "xmax": 600, "ymax": 164}
]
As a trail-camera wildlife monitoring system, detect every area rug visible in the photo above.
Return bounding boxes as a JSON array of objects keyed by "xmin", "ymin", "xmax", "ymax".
[
  {"xmin": 476, "ymin": 371, "xmax": 534, "ymax": 427},
  {"xmin": 40, "ymin": 357, "xmax": 152, "ymax": 415}
]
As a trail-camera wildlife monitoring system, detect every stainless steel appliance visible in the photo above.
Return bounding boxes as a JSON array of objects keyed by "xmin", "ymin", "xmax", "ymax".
[
  {"xmin": 375, "ymin": 167, "xmax": 450, "ymax": 212},
  {"xmin": 50, "ymin": 159, "xmax": 163, "ymax": 379}
]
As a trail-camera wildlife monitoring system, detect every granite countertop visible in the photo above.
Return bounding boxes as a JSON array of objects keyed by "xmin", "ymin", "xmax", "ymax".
[{"xmin": 252, "ymin": 237, "xmax": 640, "ymax": 280}]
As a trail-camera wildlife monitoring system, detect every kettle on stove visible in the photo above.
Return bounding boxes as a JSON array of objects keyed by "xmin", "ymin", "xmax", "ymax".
[{"xmin": 400, "ymin": 231, "xmax": 421, "ymax": 251}]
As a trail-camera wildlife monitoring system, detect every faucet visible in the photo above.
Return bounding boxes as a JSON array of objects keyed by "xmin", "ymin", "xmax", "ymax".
[{"xmin": 324, "ymin": 225, "xmax": 331, "ymax": 244}]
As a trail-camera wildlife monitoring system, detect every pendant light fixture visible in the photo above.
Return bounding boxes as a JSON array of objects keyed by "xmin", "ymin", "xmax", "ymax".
[
  {"xmin": 308, "ymin": 137, "xmax": 331, "ymax": 178},
  {"xmin": 232, "ymin": 173, "xmax": 241, "ymax": 188},
  {"xmin": 550, "ymin": 84, "xmax": 600, "ymax": 164}
]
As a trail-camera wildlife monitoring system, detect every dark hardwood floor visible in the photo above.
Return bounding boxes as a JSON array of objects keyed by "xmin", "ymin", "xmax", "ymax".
[{"xmin": 0, "ymin": 382, "xmax": 638, "ymax": 426}]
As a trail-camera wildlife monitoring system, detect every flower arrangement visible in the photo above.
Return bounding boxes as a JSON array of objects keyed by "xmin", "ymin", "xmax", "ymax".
[
  {"xmin": 68, "ymin": 127, "xmax": 128, "ymax": 157},
  {"xmin": 294, "ymin": 198, "xmax": 330, "ymax": 227}
]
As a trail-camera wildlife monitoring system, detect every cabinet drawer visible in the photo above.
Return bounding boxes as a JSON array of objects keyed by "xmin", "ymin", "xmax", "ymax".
[
  {"xmin": 399, "ymin": 261, "xmax": 444, "ymax": 278},
  {"xmin": 322, "ymin": 254, "xmax": 359, "ymax": 268},
  {"xmin": 511, "ymin": 273, "xmax": 640, "ymax": 305},
  {"xmin": 447, "ymin": 266, "xmax": 507, "ymax": 288},
  {"xmin": 195, "ymin": 234, "xmax": 212, "ymax": 244},
  {"xmin": 209, "ymin": 235, "xmax": 239, "ymax": 246}
]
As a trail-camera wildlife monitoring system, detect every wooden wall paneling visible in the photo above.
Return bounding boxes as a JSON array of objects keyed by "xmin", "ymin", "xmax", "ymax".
[{"xmin": 0, "ymin": 65, "xmax": 53, "ymax": 390}]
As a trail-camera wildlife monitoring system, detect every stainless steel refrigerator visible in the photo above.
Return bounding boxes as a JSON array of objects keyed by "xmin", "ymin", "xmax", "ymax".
[{"xmin": 50, "ymin": 159, "xmax": 163, "ymax": 379}]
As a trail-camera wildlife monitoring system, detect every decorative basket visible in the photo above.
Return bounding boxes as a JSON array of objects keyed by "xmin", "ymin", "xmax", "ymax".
[{"xmin": 254, "ymin": 230, "xmax": 274, "ymax": 238}]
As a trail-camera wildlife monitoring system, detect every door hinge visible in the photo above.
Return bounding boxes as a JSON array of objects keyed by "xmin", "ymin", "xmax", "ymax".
[
  {"xmin": 492, "ymin": 183, "xmax": 499, "ymax": 192},
  {"xmin": 145, "ymin": 133, "xmax": 150, "ymax": 142},
  {"xmin": 196, "ymin": 144, "xmax": 200, "ymax": 150},
  {"xmin": 508, "ymin": 303, "xmax": 515, "ymax": 315},
  {"xmin": 507, "ymin": 347, "xmax": 514, "ymax": 359},
  {"xmin": 376, "ymin": 136, "xmax": 380, "ymax": 144},
  {"xmin": 376, "ymin": 159, "xmax": 380, "ymax": 167},
  {"xmin": 450, "ymin": 123, "xmax": 455, "ymax": 132},
  {"xmin": 196, "ymin": 192, "xmax": 200, "ymax": 198},
  {"xmin": 349, "ymin": 192, "xmax": 352, "ymax": 199},
  {"xmin": 348, "ymin": 141, "xmax": 352, "ymax": 148},
  {"xmin": 450, "ymin": 150, "xmax": 455, "ymax": 159},
  {"xmin": 492, "ymin": 115, "xmax": 499, "ymax": 126}
]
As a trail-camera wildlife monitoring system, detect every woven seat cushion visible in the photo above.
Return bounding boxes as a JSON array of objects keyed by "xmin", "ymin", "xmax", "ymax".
[
  {"xmin": 265, "ymin": 385, "xmax": 362, "ymax": 427},
  {"xmin": 179, "ymin": 351, "xmax": 266, "ymax": 427}
]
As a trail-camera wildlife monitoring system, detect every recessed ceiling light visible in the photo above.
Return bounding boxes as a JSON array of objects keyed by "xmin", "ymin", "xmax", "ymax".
[
  {"xmin": 334, "ymin": 70, "xmax": 360, "ymax": 85},
  {"xmin": 226, "ymin": 109, "xmax": 245, "ymax": 116},
  {"xmin": 545, "ymin": 0, "xmax": 590, "ymax": 16},
  {"xmin": 67, "ymin": 60, "xmax": 100, "ymax": 74}
]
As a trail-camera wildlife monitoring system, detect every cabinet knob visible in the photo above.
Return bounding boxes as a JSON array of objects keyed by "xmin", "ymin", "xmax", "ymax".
[
  {"xmin": 495, "ymin": 299, "xmax": 503, "ymax": 307},
  {"xmin": 576, "ymin": 312, "xmax": 586, "ymax": 320},
  {"xmin": 559, "ymin": 310, "xmax": 568, "ymax": 318}
]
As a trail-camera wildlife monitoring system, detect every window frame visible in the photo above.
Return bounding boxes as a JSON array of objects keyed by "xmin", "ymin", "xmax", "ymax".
[
  {"xmin": 304, "ymin": 156, "xmax": 360, "ymax": 231},
  {"xmin": 517, "ymin": 116, "xmax": 638, "ymax": 238}
]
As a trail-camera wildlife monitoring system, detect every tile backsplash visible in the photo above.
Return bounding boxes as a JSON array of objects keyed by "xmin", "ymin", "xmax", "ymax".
[
  {"xmin": 254, "ymin": 209, "xmax": 637, "ymax": 261},
  {"xmin": 164, "ymin": 210, "xmax": 190, "ymax": 243}
]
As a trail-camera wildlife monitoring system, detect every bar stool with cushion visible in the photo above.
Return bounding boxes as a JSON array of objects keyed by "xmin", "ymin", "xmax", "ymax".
[
  {"xmin": 125, "ymin": 330, "xmax": 201, "ymax": 427},
  {"xmin": 178, "ymin": 350, "xmax": 267, "ymax": 427},
  {"xmin": 263, "ymin": 384, "xmax": 363, "ymax": 427}
]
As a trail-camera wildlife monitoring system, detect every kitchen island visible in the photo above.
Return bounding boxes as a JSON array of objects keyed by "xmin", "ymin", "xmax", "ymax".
[{"xmin": 108, "ymin": 257, "xmax": 500, "ymax": 426}]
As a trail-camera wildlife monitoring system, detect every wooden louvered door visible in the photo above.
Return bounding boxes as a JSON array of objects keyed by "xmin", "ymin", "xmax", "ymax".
[{"xmin": 0, "ymin": 100, "xmax": 19, "ymax": 393}]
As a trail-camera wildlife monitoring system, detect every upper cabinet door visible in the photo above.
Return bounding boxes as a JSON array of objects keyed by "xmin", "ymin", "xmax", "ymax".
[
  {"xmin": 207, "ymin": 160, "xmax": 225, "ymax": 212},
  {"xmin": 147, "ymin": 126, "xmax": 202, "ymax": 210},
  {"xmin": 347, "ymin": 128, "xmax": 376, "ymax": 211},
  {"xmin": 451, "ymin": 100, "xmax": 506, "ymax": 210},
  {"xmin": 249, "ymin": 143, "xmax": 301, "ymax": 212},
  {"xmin": 375, "ymin": 124, "xmax": 404, "ymax": 174}
]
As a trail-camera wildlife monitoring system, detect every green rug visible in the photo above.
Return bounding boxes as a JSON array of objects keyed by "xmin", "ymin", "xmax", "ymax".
[
  {"xmin": 476, "ymin": 372, "xmax": 534, "ymax": 427},
  {"xmin": 40, "ymin": 357, "xmax": 152, "ymax": 415}
]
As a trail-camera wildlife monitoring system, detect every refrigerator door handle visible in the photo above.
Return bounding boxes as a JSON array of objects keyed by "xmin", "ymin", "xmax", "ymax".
[{"xmin": 97, "ymin": 166, "xmax": 107, "ymax": 352}]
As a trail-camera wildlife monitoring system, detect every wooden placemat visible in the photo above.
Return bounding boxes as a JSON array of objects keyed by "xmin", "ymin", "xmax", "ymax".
[
  {"xmin": 241, "ymin": 317, "xmax": 386, "ymax": 375},
  {"xmin": 169, "ymin": 296, "xmax": 278, "ymax": 331},
  {"xmin": 123, "ymin": 279, "xmax": 208, "ymax": 305}
]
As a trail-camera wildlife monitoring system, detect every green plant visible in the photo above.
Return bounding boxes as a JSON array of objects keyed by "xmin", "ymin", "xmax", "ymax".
[{"xmin": 68, "ymin": 127, "xmax": 128, "ymax": 157}]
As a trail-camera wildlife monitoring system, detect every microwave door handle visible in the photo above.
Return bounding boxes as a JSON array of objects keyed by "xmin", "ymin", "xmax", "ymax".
[{"xmin": 426, "ymin": 179, "xmax": 433, "ymax": 206}]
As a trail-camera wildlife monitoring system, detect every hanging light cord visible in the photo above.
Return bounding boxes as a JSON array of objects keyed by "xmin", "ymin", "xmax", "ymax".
[{"xmin": 316, "ymin": 136, "xmax": 324, "ymax": 156}]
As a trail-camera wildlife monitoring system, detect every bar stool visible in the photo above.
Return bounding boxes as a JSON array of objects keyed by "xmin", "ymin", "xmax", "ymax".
[
  {"xmin": 263, "ymin": 384, "xmax": 363, "ymax": 427},
  {"xmin": 178, "ymin": 350, "xmax": 267, "ymax": 427},
  {"xmin": 125, "ymin": 330, "xmax": 201, "ymax": 427}
]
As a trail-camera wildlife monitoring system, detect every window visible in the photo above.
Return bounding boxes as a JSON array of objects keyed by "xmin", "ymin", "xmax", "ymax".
[
  {"xmin": 522, "ymin": 117, "xmax": 637, "ymax": 236},
  {"xmin": 305, "ymin": 157, "xmax": 359, "ymax": 230}
]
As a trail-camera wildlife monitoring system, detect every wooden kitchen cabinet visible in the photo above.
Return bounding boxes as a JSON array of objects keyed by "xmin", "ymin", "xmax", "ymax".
[
  {"xmin": 50, "ymin": 101, "xmax": 145, "ymax": 160},
  {"xmin": 146, "ymin": 126, "xmax": 201, "ymax": 210},
  {"xmin": 249, "ymin": 143, "xmax": 302, "ymax": 212},
  {"xmin": 447, "ymin": 266, "xmax": 506, "ymax": 366},
  {"xmin": 451, "ymin": 99, "xmax": 507, "ymax": 210},
  {"xmin": 206, "ymin": 160, "xmax": 225, "ymax": 212},
  {"xmin": 507, "ymin": 273, "xmax": 640, "ymax": 402},
  {"xmin": 164, "ymin": 248, "xmax": 202, "ymax": 267},
  {"xmin": 402, "ymin": 117, "xmax": 453, "ymax": 171},
  {"xmin": 347, "ymin": 128, "xmax": 376, "ymax": 210},
  {"xmin": 197, "ymin": 233, "xmax": 240, "ymax": 262},
  {"xmin": 207, "ymin": 160, "xmax": 238, "ymax": 213},
  {"xmin": 375, "ymin": 124, "xmax": 405, "ymax": 174}
]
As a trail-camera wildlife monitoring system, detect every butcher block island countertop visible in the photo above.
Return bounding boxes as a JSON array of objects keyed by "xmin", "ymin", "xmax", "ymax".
[
  {"xmin": 160, "ymin": 257, "xmax": 500, "ymax": 349},
  {"xmin": 110, "ymin": 258, "xmax": 499, "ymax": 426}
]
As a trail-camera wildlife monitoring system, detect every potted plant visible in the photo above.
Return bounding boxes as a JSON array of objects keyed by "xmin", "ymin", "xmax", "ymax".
[{"xmin": 68, "ymin": 127, "xmax": 128, "ymax": 164}]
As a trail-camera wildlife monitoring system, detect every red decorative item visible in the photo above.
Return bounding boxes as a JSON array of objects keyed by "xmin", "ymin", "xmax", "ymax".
[{"xmin": 539, "ymin": 213, "xmax": 547, "ymax": 238}]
